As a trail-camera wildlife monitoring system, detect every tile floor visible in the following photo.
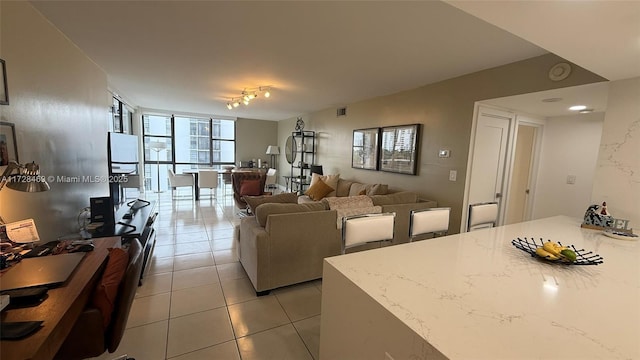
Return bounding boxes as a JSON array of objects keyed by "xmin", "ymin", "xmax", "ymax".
[{"xmin": 94, "ymin": 188, "xmax": 321, "ymax": 360}]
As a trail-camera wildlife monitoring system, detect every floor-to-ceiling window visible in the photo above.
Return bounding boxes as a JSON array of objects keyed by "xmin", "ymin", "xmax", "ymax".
[
  {"xmin": 109, "ymin": 96, "xmax": 133, "ymax": 134},
  {"xmin": 142, "ymin": 114, "xmax": 235, "ymax": 192}
]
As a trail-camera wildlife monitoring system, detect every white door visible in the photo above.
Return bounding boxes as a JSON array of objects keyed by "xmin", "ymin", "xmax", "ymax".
[
  {"xmin": 467, "ymin": 107, "xmax": 513, "ymax": 227},
  {"xmin": 505, "ymin": 124, "xmax": 537, "ymax": 224}
]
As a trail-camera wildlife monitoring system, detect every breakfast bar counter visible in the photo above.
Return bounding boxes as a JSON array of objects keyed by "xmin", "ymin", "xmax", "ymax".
[{"xmin": 319, "ymin": 216, "xmax": 639, "ymax": 359}]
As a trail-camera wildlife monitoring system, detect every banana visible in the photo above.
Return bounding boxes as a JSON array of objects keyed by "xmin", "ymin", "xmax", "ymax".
[
  {"xmin": 542, "ymin": 241, "xmax": 563, "ymax": 257},
  {"xmin": 538, "ymin": 241, "xmax": 576, "ymax": 263},
  {"xmin": 535, "ymin": 247, "xmax": 559, "ymax": 261}
]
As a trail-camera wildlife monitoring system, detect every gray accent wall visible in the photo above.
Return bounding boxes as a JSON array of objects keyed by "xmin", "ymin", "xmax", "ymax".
[{"xmin": 236, "ymin": 118, "xmax": 278, "ymax": 168}]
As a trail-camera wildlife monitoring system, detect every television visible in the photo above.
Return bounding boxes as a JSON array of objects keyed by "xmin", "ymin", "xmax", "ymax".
[{"xmin": 107, "ymin": 132, "xmax": 139, "ymax": 204}]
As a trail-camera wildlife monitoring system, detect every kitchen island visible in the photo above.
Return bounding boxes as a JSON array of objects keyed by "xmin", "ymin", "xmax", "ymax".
[{"xmin": 320, "ymin": 216, "xmax": 639, "ymax": 359}]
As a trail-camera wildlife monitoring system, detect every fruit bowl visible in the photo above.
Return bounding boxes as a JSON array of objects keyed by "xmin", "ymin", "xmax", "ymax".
[{"xmin": 511, "ymin": 237, "xmax": 604, "ymax": 265}]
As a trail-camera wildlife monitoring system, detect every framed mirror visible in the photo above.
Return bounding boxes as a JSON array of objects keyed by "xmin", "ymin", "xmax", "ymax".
[{"xmin": 285, "ymin": 135, "xmax": 297, "ymax": 164}]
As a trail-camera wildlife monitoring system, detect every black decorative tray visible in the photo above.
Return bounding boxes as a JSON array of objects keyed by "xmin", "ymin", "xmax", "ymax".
[{"xmin": 511, "ymin": 237, "xmax": 604, "ymax": 265}]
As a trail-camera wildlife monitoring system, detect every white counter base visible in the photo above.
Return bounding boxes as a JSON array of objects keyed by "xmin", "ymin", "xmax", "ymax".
[{"xmin": 320, "ymin": 216, "xmax": 639, "ymax": 359}]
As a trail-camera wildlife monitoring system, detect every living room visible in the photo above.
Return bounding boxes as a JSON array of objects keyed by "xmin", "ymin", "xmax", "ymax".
[
  {"xmin": 2, "ymin": 1, "xmax": 637, "ymax": 237},
  {"xmin": 0, "ymin": 1, "xmax": 638, "ymax": 359}
]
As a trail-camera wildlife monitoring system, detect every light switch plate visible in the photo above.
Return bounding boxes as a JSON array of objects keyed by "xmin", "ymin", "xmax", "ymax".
[{"xmin": 449, "ymin": 170, "xmax": 457, "ymax": 181}]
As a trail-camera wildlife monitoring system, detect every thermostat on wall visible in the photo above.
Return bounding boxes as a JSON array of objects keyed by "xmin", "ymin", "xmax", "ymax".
[{"xmin": 438, "ymin": 149, "xmax": 450, "ymax": 158}]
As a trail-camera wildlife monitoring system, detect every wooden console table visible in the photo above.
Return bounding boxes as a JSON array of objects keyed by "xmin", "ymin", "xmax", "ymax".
[{"xmin": 0, "ymin": 236, "xmax": 120, "ymax": 360}]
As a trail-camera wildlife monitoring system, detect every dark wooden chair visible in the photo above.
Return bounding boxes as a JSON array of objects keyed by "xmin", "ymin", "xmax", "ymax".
[{"xmin": 54, "ymin": 238, "xmax": 143, "ymax": 360}]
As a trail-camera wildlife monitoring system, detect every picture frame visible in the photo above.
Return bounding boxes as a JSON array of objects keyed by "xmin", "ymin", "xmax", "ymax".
[
  {"xmin": 352, "ymin": 128, "xmax": 380, "ymax": 170},
  {"xmin": 0, "ymin": 122, "xmax": 18, "ymax": 166},
  {"xmin": 379, "ymin": 124, "xmax": 421, "ymax": 175},
  {"xmin": 0, "ymin": 59, "xmax": 8, "ymax": 105}
]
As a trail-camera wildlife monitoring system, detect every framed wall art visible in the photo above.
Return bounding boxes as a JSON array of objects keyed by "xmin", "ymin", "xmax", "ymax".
[
  {"xmin": 380, "ymin": 124, "xmax": 421, "ymax": 175},
  {"xmin": 352, "ymin": 128, "xmax": 379, "ymax": 170},
  {"xmin": 0, "ymin": 59, "xmax": 8, "ymax": 105},
  {"xmin": 0, "ymin": 122, "xmax": 18, "ymax": 166}
]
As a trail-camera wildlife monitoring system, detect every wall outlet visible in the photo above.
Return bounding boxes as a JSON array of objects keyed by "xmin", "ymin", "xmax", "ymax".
[
  {"xmin": 566, "ymin": 175, "xmax": 576, "ymax": 184},
  {"xmin": 449, "ymin": 170, "xmax": 457, "ymax": 181}
]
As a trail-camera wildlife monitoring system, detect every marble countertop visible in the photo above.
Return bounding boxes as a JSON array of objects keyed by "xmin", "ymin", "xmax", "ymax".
[{"xmin": 325, "ymin": 216, "xmax": 640, "ymax": 359}]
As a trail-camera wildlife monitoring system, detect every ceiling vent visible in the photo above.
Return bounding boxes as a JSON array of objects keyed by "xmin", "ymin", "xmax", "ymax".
[{"xmin": 337, "ymin": 107, "xmax": 347, "ymax": 117}]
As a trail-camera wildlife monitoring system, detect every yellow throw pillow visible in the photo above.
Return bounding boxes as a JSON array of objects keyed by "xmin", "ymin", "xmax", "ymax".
[
  {"xmin": 310, "ymin": 173, "xmax": 340, "ymax": 197},
  {"xmin": 305, "ymin": 178, "xmax": 335, "ymax": 201}
]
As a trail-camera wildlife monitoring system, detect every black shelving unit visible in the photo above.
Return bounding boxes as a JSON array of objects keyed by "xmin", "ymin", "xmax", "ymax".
[{"xmin": 289, "ymin": 131, "xmax": 316, "ymax": 194}]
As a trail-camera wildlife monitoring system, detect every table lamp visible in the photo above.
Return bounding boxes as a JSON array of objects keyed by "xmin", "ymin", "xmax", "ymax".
[
  {"xmin": 0, "ymin": 161, "xmax": 50, "ymax": 224},
  {"xmin": 266, "ymin": 145, "xmax": 279, "ymax": 169}
]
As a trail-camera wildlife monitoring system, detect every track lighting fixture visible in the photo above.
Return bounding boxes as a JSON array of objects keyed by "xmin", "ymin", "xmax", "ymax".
[{"xmin": 225, "ymin": 86, "xmax": 272, "ymax": 110}]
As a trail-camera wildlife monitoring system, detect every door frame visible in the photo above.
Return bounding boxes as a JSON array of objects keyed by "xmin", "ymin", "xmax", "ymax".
[
  {"xmin": 504, "ymin": 115, "xmax": 545, "ymax": 223},
  {"xmin": 462, "ymin": 103, "xmax": 545, "ymax": 232}
]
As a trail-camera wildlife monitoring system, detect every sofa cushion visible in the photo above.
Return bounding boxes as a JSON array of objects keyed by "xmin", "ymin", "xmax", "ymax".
[
  {"xmin": 244, "ymin": 192, "xmax": 299, "ymax": 214},
  {"xmin": 348, "ymin": 183, "xmax": 389, "ymax": 197},
  {"xmin": 323, "ymin": 195, "xmax": 373, "ymax": 210},
  {"xmin": 240, "ymin": 179, "xmax": 262, "ymax": 196},
  {"xmin": 305, "ymin": 178, "xmax": 334, "ymax": 201},
  {"xmin": 335, "ymin": 179, "xmax": 354, "ymax": 197},
  {"xmin": 369, "ymin": 183, "xmax": 388, "ymax": 195},
  {"xmin": 255, "ymin": 202, "xmax": 327, "ymax": 227},
  {"xmin": 309, "ymin": 173, "xmax": 340, "ymax": 197},
  {"xmin": 370, "ymin": 191, "xmax": 418, "ymax": 205}
]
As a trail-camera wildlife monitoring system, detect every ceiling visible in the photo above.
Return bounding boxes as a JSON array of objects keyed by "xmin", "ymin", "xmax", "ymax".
[
  {"xmin": 482, "ymin": 81, "xmax": 610, "ymax": 118},
  {"xmin": 30, "ymin": 1, "xmax": 639, "ymax": 121}
]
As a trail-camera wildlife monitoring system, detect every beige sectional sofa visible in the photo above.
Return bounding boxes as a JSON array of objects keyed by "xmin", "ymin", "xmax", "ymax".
[{"xmin": 239, "ymin": 185, "xmax": 437, "ymax": 293}]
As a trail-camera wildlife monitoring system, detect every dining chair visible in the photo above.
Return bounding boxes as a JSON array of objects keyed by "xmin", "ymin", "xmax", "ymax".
[
  {"xmin": 198, "ymin": 170, "xmax": 219, "ymax": 198},
  {"xmin": 467, "ymin": 202, "xmax": 499, "ymax": 231},
  {"xmin": 120, "ymin": 174, "xmax": 140, "ymax": 199},
  {"xmin": 409, "ymin": 207, "xmax": 450, "ymax": 242},
  {"xmin": 167, "ymin": 169, "xmax": 194, "ymax": 198},
  {"xmin": 265, "ymin": 168, "xmax": 277, "ymax": 193},
  {"xmin": 341, "ymin": 213, "xmax": 395, "ymax": 254}
]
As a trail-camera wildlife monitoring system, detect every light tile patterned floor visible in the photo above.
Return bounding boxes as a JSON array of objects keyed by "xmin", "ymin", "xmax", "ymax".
[{"xmin": 93, "ymin": 189, "xmax": 321, "ymax": 360}]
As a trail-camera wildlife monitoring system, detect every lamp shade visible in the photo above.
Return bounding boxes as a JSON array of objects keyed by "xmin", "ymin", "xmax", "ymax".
[
  {"xmin": 265, "ymin": 145, "xmax": 280, "ymax": 155},
  {"xmin": 7, "ymin": 179, "xmax": 50, "ymax": 192},
  {"xmin": 2, "ymin": 161, "xmax": 50, "ymax": 192}
]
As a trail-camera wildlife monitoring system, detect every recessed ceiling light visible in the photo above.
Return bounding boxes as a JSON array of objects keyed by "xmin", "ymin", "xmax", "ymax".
[
  {"xmin": 542, "ymin": 97, "xmax": 563, "ymax": 103},
  {"xmin": 569, "ymin": 105, "xmax": 587, "ymax": 111}
]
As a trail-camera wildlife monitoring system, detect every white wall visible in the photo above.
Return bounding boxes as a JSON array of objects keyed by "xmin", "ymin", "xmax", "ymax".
[
  {"xmin": 533, "ymin": 112, "xmax": 604, "ymax": 219},
  {"xmin": 591, "ymin": 77, "xmax": 640, "ymax": 227},
  {"xmin": 0, "ymin": 2, "xmax": 109, "ymax": 234}
]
